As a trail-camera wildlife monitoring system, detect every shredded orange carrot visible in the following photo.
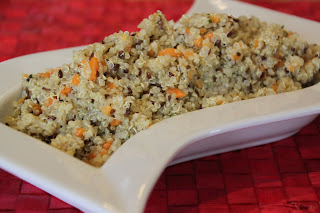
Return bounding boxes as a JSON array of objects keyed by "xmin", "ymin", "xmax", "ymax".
[
  {"xmin": 101, "ymin": 105, "xmax": 113, "ymax": 116},
  {"xmin": 288, "ymin": 65, "xmax": 294, "ymax": 72},
  {"xmin": 272, "ymin": 83, "xmax": 278, "ymax": 92},
  {"xmin": 233, "ymin": 54, "xmax": 240, "ymax": 61},
  {"xmin": 107, "ymin": 82, "xmax": 116, "ymax": 89},
  {"xmin": 275, "ymin": 50, "xmax": 282, "ymax": 59},
  {"xmin": 217, "ymin": 100, "xmax": 223, "ymax": 105},
  {"xmin": 89, "ymin": 150, "xmax": 97, "ymax": 159},
  {"xmin": 287, "ymin": 32, "xmax": 294, "ymax": 37},
  {"xmin": 254, "ymin": 39, "xmax": 259, "ymax": 48},
  {"xmin": 211, "ymin": 16, "xmax": 220, "ymax": 24},
  {"xmin": 275, "ymin": 60, "xmax": 284, "ymax": 67},
  {"xmin": 18, "ymin": 97, "xmax": 26, "ymax": 104},
  {"xmin": 75, "ymin": 128, "xmax": 85, "ymax": 137},
  {"xmin": 260, "ymin": 65, "xmax": 266, "ymax": 71},
  {"xmin": 23, "ymin": 74, "xmax": 29, "ymax": 78},
  {"xmin": 204, "ymin": 32, "xmax": 214, "ymax": 41},
  {"xmin": 89, "ymin": 56, "xmax": 99, "ymax": 81},
  {"xmin": 60, "ymin": 86, "xmax": 72, "ymax": 95},
  {"xmin": 194, "ymin": 37, "xmax": 203, "ymax": 48},
  {"xmin": 101, "ymin": 60, "xmax": 106, "ymax": 66},
  {"xmin": 110, "ymin": 119, "xmax": 121, "ymax": 127},
  {"xmin": 72, "ymin": 74, "xmax": 80, "ymax": 86},
  {"xmin": 44, "ymin": 98, "xmax": 53, "ymax": 107},
  {"xmin": 81, "ymin": 60, "xmax": 86, "ymax": 64},
  {"xmin": 200, "ymin": 28, "xmax": 207, "ymax": 34},
  {"xmin": 40, "ymin": 72, "xmax": 50, "ymax": 78},
  {"xmin": 147, "ymin": 49, "xmax": 154, "ymax": 57},
  {"xmin": 166, "ymin": 88, "xmax": 187, "ymax": 98},
  {"xmin": 158, "ymin": 48, "xmax": 183, "ymax": 57},
  {"xmin": 40, "ymin": 69, "xmax": 55, "ymax": 79},
  {"xmin": 186, "ymin": 28, "xmax": 190, "ymax": 34},
  {"xmin": 184, "ymin": 50, "xmax": 194, "ymax": 59},
  {"xmin": 102, "ymin": 141, "xmax": 112, "ymax": 150}
]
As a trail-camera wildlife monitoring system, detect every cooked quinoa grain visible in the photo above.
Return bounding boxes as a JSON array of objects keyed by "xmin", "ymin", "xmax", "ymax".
[{"xmin": 6, "ymin": 11, "xmax": 320, "ymax": 167}]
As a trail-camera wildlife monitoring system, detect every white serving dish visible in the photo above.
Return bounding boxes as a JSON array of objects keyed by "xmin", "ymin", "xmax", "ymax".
[{"xmin": 0, "ymin": 0, "xmax": 320, "ymax": 212}]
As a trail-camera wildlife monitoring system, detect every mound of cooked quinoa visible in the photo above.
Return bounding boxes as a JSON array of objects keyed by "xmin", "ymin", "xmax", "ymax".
[{"xmin": 6, "ymin": 11, "xmax": 320, "ymax": 167}]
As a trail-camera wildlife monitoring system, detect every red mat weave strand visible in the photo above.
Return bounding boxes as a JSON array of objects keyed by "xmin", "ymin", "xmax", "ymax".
[{"xmin": 1, "ymin": 0, "xmax": 320, "ymax": 212}]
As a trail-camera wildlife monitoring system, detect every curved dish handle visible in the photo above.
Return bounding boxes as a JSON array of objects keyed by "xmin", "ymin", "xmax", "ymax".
[{"xmin": 100, "ymin": 82, "xmax": 320, "ymax": 213}]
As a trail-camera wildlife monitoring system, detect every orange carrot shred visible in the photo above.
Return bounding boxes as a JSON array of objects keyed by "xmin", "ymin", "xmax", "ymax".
[
  {"xmin": 100, "ymin": 105, "xmax": 113, "ymax": 116},
  {"xmin": 110, "ymin": 119, "xmax": 121, "ymax": 127},
  {"xmin": 60, "ymin": 86, "xmax": 72, "ymax": 95},
  {"xmin": 200, "ymin": 28, "xmax": 207, "ymax": 34},
  {"xmin": 89, "ymin": 56, "xmax": 99, "ymax": 81},
  {"xmin": 211, "ymin": 16, "xmax": 220, "ymax": 24},
  {"xmin": 44, "ymin": 98, "xmax": 53, "ymax": 107},
  {"xmin": 275, "ymin": 60, "xmax": 284, "ymax": 67},
  {"xmin": 72, "ymin": 74, "xmax": 80, "ymax": 86},
  {"xmin": 194, "ymin": 37, "xmax": 203, "ymax": 48},
  {"xmin": 102, "ymin": 142, "xmax": 112, "ymax": 150},
  {"xmin": 184, "ymin": 50, "xmax": 194, "ymax": 59},
  {"xmin": 204, "ymin": 32, "xmax": 214, "ymax": 41},
  {"xmin": 254, "ymin": 39, "xmax": 259, "ymax": 48},
  {"xmin": 186, "ymin": 28, "xmax": 190, "ymax": 34},
  {"xmin": 18, "ymin": 97, "xmax": 26, "ymax": 104},
  {"xmin": 166, "ymin": 88, "xmax": 186, "ymax": 98},
  {"xmin": 233, "ymin": 54, "xmax": 240, "ymax": 61},
  {"xmin": 217, "ymin": 100, "xmax": 223, "ymax": 105},
  {"xmin": 107, "ymin": 82, "xmax": 116, "ymax": 89},
  {"xmin": 158, "ymin": 48, "xmax": 183, "ymax": 57},
  {"xmin": 272, "ymin": 83, "xmax": 278, "ymax": 92},
  {"xmin": 75, "ymin": 128, "xmax": 85, "ymax": 137}
]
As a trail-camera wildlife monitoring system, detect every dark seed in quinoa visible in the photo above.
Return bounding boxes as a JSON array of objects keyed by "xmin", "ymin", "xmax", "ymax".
[
  {"xmin": 118, "ymin": 51, "xmax": 125, "ymax": 59},
  {"xmin": 215, "ymin": 40, "xmax": 221, "ymax": 48},
  {"xmin": 146, "ymin": 72, "xmax": 151, "ymax": 79},
  {"xmin": 89, "ymin": 52, "xmax": 94, "ymax": 60},
  {"xmin": 168, "ymin": 72, "xmax": 174, "ymax": 77},
  {"xmin": 125, "ymin": 107, "xmax": 131, "ymax": 116},
  {"xmin": 58, "ymin": 70, "xmax": 63, "ymax": 78},
  {"xmin": 227, "ymin": 31, "xmax": 233, "ymax": 37},
  {"xmin": 25, "ymin": 88, "xmax": 30, "ymax": 99},
  {"xmin": 113, "ymin": 64, "xmax": 120, "ymax": 71}
]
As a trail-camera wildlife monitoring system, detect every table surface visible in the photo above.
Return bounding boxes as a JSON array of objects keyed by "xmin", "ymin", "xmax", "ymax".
[{"xmin": 1, "ymin": 0, "xmax": 320, "ymax": 212}]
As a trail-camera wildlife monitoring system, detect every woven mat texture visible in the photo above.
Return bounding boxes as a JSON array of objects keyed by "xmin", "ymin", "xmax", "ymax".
[{"xmin": 0, "ymin": 0, "xmax": 320, "ymax": 212}]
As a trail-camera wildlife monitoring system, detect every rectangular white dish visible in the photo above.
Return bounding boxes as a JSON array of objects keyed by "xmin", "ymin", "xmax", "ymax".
[{"xmin": 0, "ymin": 0, "xmax": 320, "ymax": 212}]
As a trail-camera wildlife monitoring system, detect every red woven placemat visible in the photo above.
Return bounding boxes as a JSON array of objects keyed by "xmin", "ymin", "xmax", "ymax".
[{"xmin": 1, "ymin": 0, "xmax": 320, "ymax": 212}]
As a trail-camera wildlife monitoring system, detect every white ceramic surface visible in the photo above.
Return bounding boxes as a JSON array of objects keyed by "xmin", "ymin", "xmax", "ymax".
[{"xmin": 0, "ymin": 0, "xmax": 320, "ymax": 213}]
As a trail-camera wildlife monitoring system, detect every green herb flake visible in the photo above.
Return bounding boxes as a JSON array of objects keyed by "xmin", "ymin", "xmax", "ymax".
[{"xmin": 209, "ymin": 19, "xmax": 213, "ymax": 23}]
